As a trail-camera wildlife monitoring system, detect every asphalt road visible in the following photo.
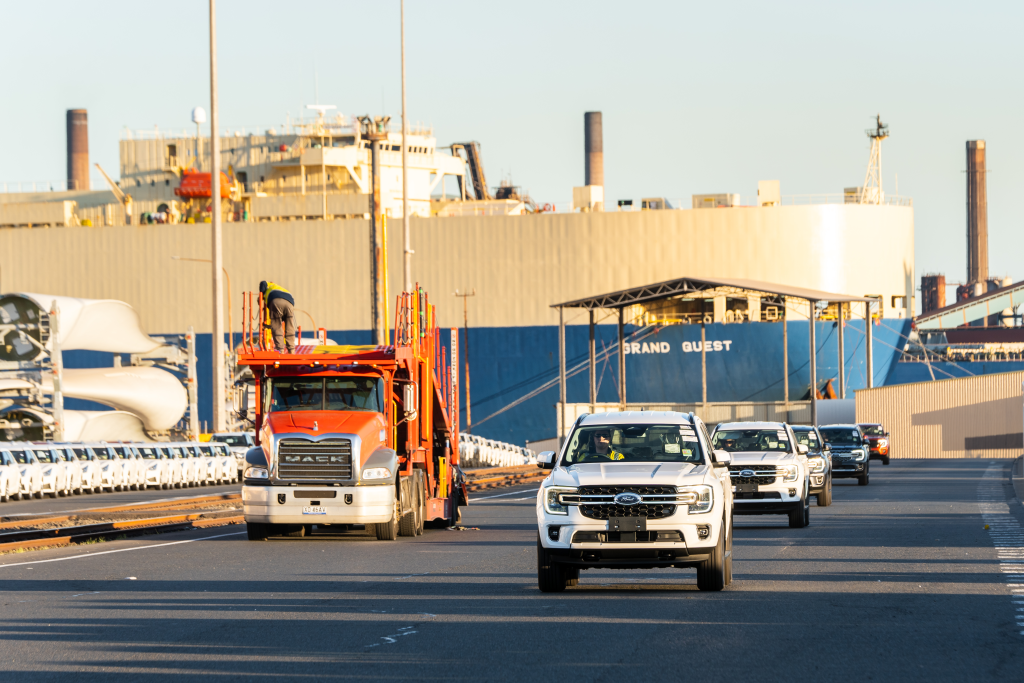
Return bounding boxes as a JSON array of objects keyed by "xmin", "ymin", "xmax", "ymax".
[
  {"xmin": 0, "ymin": 482, "xmax": 242, "ymax": 519},
  {"xmin": 1, "ymin": 459, "xmax": 1022, "ymax": 681}
]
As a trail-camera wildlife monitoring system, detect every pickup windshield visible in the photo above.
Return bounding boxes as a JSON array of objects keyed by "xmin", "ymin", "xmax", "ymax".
[
  {"xmin": 820, "ymin": 428, "xmax": 862, "ymax": 444},
  {"xmin": 792, "ymin": 429, "xmax": 820, "ymax": 451},
  {"xmin": 563, "ymin": 424, "xmax": 704, "ymax": 464},
  {"xmin": 213, "ymin": 435, "xmax": 250, "ymax": 446},
  {"xmin": 268, "ymin": 376, "xmax": 384, "ymax": 413},
  {"xmin": 860, "ymin": 425, "xmax": 885, "ymax": 436},
  {"xmin": 712, "ymin": 429, "xmax": 791, "ymax": 452}
]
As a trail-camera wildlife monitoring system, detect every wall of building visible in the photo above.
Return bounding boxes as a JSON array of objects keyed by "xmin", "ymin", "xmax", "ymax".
[{"xmin": 855, "ymin": 370, "xmax": 1024, "ymax": 458}]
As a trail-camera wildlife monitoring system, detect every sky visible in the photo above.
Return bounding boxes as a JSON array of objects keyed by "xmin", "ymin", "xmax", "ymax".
[{"xmin": 1, "ymin": 0, "xmax": 1022, "ymax": 297}]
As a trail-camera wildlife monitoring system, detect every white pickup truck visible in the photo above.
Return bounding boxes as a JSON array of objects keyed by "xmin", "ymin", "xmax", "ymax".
[
  {"xmin": 535, "ymin": 411, "xmax": 734, "ymax": 592},
  {"xmin": 710, "ymin": 421, "xmax": 811, "ymax": 528}
]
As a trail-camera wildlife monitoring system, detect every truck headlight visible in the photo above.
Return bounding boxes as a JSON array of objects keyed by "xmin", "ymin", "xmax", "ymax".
[
  {"xmin": 851, "ymin": 449, "xmax": 867, "ymax": 462},
  {"xmin": 543, "ymin": 486, "xmax": 576, "ymax": 515},
  {"xmin": 678, "ymin": 485, "xmax": 713, "ymax": 514},
  {"xmin": 362, "ymin": 467, "xmax": 392, "ymax": 480},
  {"xmin": 244, "ymin": 466, "xmax": 268, "ymax": 480},
  {"xmin": 808, "ymin": 457, "xmax": 826, "ymax": 473},
  {"xmin": 781, "ymin": 465, "xmax": 799, "ymax": 482}
]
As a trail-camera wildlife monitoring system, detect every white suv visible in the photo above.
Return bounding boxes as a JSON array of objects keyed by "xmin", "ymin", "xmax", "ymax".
[
  {"xmin": 710, "ymin": 421, "xmax": 811, "ymax": 528},
  {"xmin": 535, "ymin": 412, "xmax": 734, "ymax": 592}
]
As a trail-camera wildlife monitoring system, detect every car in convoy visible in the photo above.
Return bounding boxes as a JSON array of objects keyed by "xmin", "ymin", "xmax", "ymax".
[
  {"xmin": 858, "ymin": 423, "xmax": 891, "ymax": 465},
  {"xmin": 0, "ymin": 449, "xmax": 22, "ymax": 502},
  {"xmin": 9, "ymin": 447, "xmax": 42, "ymax": 499},
  {"xmin": 69, "ymin": 445, "xmax": 101, "ymax": 493},
  {"xmin": 790, "ymin": 425, "xmax": 832, "ymax": 506},
  {"xmin": 710, "ymin": 421, "xmax": 811, "ymax": 528},
  {"xmin": 135, "ymin": 445, "xmax": 170, "ymax": 489},
  {"xmin": 819, "ymin": 424, "xmax": 870, "ymax": 485},
  {"xmin": 211, "ymin": 432, "xmax": 255, "ymax": 477},
  {"xmin": 32, "ymin": 445, "xmax": 70, "ymax": 498},
  {"xmin": 205, "ymin": 443, "xmax": 237, "ymax": 484},
  {"xmin": 52, "ymin": 446, "xmax": 85, "ymax": 495},
  {"xmin": 87, "ymin": 444, "xmax": 127, "ymax": 492},
  {"xmin": 535, "ymin": 411, "xmax": 734, "ymax": 592}
]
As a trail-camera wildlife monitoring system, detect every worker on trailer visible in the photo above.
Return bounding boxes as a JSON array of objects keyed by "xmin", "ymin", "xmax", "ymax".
[{"xmin": 260, "ymin": 280, "xmax": 296, "ymax": 353}]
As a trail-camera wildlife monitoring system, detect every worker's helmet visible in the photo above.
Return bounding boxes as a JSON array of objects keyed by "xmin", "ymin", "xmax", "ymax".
[{"xmin": 259, "ymin": 281, "xmax": 268, "ymax": 294}]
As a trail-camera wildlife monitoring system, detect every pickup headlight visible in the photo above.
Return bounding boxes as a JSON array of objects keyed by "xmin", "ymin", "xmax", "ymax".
[
  {"xmin": 543, "ymin": 486, "xmax": 577, "ymax": 515},
  {"xmin": 781, "ymin": 465, "xmax": 800, "ymax": 482},
  {"xmin": 808, "ymin": 457, "xmax": 826, "ymax": 473},
  {"xmin": 677, "ymin": 485, "xmax": 713, "ymax": 514},
  {"xmin": 244, "ymin": 466, "xmax": 268, "ymax": 480},
  {"xmin": 851, "ymin": 449, "xmax": 867, "ymax": 462},
  {"xmin": 362, "ymin": 467, "xmax": 392, "ymax": 480},
  {"xmin": 877, "ymin": 439, "xmax": 889, "ymax": 448}
]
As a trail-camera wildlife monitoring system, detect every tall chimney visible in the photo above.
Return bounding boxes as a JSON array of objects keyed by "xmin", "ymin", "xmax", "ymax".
[
  {"xmin": 66, "ymin": 109, "xmax": 90, "ymax": 191},
  {"xmin": 966, "ymin": 140, "xmax": 987, "ymax": 285},
  {"xmin": 584, "ymin": 111, "xmax": 603, "ymax": 187}
]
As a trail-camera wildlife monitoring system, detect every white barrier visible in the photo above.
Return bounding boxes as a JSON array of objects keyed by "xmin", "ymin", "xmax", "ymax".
[{"xmin": 458, "ymin": 433, "xmax": 537, "ymax": 468}]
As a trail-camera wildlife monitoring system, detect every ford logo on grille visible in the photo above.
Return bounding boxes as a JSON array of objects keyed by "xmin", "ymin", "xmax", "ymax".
[
  {"xmin": 614, "ymin": 492, "xmax": 642, "ymax": 506},
  {"xmin": 740, "ymin": 469, "xmax": 755, "ymax": 477}
]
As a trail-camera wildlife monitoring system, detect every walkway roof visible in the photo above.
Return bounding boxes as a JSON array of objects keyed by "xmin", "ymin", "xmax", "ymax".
[{"xmin": 551, "ymin": 276, "xmax": 877, "ymax": 310}]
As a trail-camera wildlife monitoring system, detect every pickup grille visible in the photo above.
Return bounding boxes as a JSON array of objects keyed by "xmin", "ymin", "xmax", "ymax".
[
  {"xmin": 277, "ymin": 439, "xmax": 353, "ymax": 481},
  {"xmin": 576, "ymin": 485, "xmax": 676, "ymax": 520},
  {"xmin": 728, "ymin": 464, "xmax": 778, "ymax": 486}
]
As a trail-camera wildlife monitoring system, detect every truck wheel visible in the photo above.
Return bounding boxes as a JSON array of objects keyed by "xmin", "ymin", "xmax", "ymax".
[
  {"xmin": 789, "ymin": 495, "xmax": 809, "ymax": 528},
  {"xmin": 537, "ymin": 537, "xmax": 568, "ymax": 592},
  {"xmin": 375, "ymin": 498, "xmax": 400, "ymax": 541},
  {"xmin": 399, "ymin": 495, "xmax": 417, "ymax": 537},
  {"xmin": 414, "ymin": 475, "xmax": 425, "ymax": 536},
  {"xmin": 817, "ymin": 476, "xmax": 832, "ymax": 506},
  {"xmin": 696, "ymin": 523, "xmax": 727, "ymax": 591},
  {"xmin": 247, "ymin": 522, "xmax": 270, "ymax": 541}
]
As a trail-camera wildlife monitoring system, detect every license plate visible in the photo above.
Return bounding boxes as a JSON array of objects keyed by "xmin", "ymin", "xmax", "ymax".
[
  {"xmin": 608, "ymin": 517, "xmax": 646, "ymax": 532},
  {"xmin": 302, "ymin": 506, "xmax": 326, "ymax": 515},
  {"xmin": 735, "ymin": 483, "xmax": 758, "ymax": 493}
]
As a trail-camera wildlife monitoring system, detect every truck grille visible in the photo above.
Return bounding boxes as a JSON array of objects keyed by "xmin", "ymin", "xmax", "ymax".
[
  {"xmin": 276, "ymin": 439, "xmax": 353, "ymax": 481},
  {"xmin": 728, "ymin": 464, "xmax": 778, "ymax": 486},
  {"xmin": 576, "ymin": 485, "xmax": 676, "ymax": 520}
]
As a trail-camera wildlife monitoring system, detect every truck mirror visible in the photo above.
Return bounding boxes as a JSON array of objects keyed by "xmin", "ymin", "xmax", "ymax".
[
  {"xmin": 403, "ymin": 383, "xmax": 418, "ymax": 419},
  {"xmin": 537, "ymin": 451, "xmax": 556, "ymax": 469}
]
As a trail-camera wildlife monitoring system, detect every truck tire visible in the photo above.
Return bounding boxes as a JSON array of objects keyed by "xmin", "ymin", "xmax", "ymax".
[
  {"xmin": 537, "ymin": 536, "xmax": 569, "ymax": 592},
  {"xmin": 414, "ymin": 475, "xmax": 425, "ymax": 536},
  {"xmin": 817, "ymin": 475, "xmax": 832, "ymax": 506},
  {"xmin": 375, "ymin": 497, "xmax": 400, "ymax": 540},
  {"xmin": 247, "ymin": 522, "xmax": 270, "ymax": 541},
  {"xmin": 399, "ymin": 497, "xmax": 417, "ymax": 537},
  {"xmin": 789, "ymin": 493, "xmax": 809, "ymax": 528},
  {"xmin": 696, "ymin": 522, "xmax": 727, "ymax": 591}
]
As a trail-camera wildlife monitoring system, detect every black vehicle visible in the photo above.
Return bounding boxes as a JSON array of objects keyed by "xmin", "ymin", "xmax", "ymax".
[
  {"xmin": 818, "ymin": 424, "xmax": 870, "ymax": 486},
  {"xmin": 791, "ymin": 425, "xmax": 832, "ymax": 505}
]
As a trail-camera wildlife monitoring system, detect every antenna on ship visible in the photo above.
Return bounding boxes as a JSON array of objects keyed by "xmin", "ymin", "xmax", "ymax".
[
  {"xmin": 305, "ymin": 104, "xmax": 336, "ymax": 220},
  {"xmin": 859, "ymin": 114, "xmax": 889, "ymax": 205}
]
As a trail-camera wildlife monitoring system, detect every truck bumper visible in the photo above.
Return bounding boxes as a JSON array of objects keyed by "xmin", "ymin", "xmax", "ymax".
[{"xmin": 242, "ymin": 485, "xmax": 395, "ymax": 525}]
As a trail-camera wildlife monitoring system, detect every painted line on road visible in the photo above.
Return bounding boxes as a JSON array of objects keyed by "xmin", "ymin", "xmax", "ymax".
[
  {"xmin": 978, "ymin": 463, "xmax": 1024, "ymax": 636},
  {"xmin": 0, "ymin": 531, "xmax": 247, "ymax": 568}
]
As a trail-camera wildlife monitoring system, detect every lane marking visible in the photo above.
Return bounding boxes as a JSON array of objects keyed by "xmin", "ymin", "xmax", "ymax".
[
  {"xmin": 978, "ymin": 463, "xmax": 1024, "ymax": 636},
  {"xmin": 0, "ymin": 531, "xmax": 246, "ymax": 568}
]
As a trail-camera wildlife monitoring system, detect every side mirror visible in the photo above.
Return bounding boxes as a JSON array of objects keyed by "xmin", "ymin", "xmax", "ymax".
[
  {"xmin": 712, "ymin": 449, "xmax": 731, "ymax": 467},
  {"xmin": 537, "ymin": 451, "xmax": 556, "ymax": 470},
  {"xmin": 403, "ymin": 383, "xmax": 418, "ymax": 421},
  {"xmin": 797, "ymin": 444, "xmax": 809, "ymax": 455},
  {"xmin": 823, "ymin": 443, "xmax": 832, "ymax": 452}
]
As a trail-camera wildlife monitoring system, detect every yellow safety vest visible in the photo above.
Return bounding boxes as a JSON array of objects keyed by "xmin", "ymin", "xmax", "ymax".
[{"xmin": 265, "ymin": 282, "xmax": 291, "ymax": 297}]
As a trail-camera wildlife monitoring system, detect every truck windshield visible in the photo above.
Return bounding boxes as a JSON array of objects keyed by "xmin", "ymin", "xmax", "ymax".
[
  {"xmin": 712, "ymin": 429, "xmax": 791, "ymax": 452},
  {"xmin": 820, "ymin": 428, "xmax": 862, "ymax": 444},
  {"xmin": 563, "ymin": 425, "xmax": 704, "ymax": 465},
  {"xmin": 269, "ymin": 376, "xmax": 384, "ymax": 413}
]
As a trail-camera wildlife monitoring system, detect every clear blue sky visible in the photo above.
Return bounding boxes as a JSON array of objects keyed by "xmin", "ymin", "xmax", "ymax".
[{"xmin": 2, "ymin": 0, "xmax": 1021, "ymax": 294}]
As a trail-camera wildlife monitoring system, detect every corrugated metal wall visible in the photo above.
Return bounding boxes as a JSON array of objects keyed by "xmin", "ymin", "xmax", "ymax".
[
  {"xmin": 0, "ymin": 204, "xmax": 914, "ymax": 334},
  {"xmin": 855, "ymin": 371, "xmax": 1024, "ymax": 458}
]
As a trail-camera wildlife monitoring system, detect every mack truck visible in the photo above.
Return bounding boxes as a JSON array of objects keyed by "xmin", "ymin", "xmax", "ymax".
[{"xmin": 238, "ymin": 289, "xmax": 467, "ymax": 540}]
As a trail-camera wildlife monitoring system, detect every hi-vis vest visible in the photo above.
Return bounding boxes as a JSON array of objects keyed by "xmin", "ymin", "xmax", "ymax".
[{"xmin": 264, "ymin": 282, "xmax": 293, "ymax": 305}]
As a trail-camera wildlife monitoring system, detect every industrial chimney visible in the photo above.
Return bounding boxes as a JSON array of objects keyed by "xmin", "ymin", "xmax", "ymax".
[
  {"xmin": 584, "ymin": 111, "xmax": 603, "ymax": 187},
  {"xmin": 66, "ymin": 109, "xmax": 90, "ymax": 191},
  {"xmin": 966, "ymin": 140, "xmax": 987, "ymax": 286}
]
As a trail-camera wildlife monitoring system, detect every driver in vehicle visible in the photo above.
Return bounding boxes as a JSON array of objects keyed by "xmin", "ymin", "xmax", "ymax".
[{"xmin": 582, "ymin": 428, "xmax": 625, "ymax": 461}]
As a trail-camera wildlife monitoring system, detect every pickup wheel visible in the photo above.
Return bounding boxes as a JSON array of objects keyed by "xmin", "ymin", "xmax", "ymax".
[
  {"xmin": 696, "ymin": 520, "xmax": 728, "ymax": 591},
  {"xmin": 817, "ymin": 475, "xmax": 832, "ymax": 506},
  {"xmin": 789, "ymin": 491, "xmax": 809, "ymax": 528},
  {"xmin": 882, "ymin": 456, "xmax": 890, "ymax": 466},
  {"xmin": 858, "ymin": 472, "xmax": 870, "ymax": 485},
  {"xmin": 537, "ymin": 536, "xmax": 569, "ymax": 592},
  {"xmin": 375, "ymin": 497, "xmax": 400, "ymax": 541}
]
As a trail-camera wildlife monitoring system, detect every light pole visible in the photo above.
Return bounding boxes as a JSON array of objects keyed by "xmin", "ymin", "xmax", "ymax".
[
  {"xmin": 209, "ymin": 0, "xmax": 226, "ymax": 432},
  {"xmin": 401, "ymin": 0, "xmax": 413, "ymax": 292},
  {"xmin": 454, "ymin": 289, "xmax": 475, "ymax": 431}
]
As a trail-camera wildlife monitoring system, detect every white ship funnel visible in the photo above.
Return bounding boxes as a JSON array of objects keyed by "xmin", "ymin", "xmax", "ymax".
[
  {"xmin": 41, "ymin": 367, "xmax": 187, "ymax": 432},
  {"xmin": 0, "ymin": 293, "xmax": 165, "ymax": 362}
]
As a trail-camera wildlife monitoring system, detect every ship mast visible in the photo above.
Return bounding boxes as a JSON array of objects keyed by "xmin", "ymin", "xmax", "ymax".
[{"xmin": 860, "ymin": 114, "xmax": 889, "ymax": 205}]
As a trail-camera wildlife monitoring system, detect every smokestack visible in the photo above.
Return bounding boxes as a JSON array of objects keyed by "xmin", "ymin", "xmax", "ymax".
[
  {"xmin": 584, "ymin": 111, "xmax": 603, "ymax": 187},
  {"xmin": 66, "ymin": 109, "xmax": 90, "ymax": 191},
  {"xmin": 966, "ymin": 140, "xmax": 987, "ymax": 285},
  {"xmin": 920, "ymin": 274, "xmax": 946, "ymax": 314}
]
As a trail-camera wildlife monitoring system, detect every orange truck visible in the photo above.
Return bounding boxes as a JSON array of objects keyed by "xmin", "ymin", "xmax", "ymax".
[{"xmin": 238, "ymin": 289, "xmax": 466, "ymax": 540}]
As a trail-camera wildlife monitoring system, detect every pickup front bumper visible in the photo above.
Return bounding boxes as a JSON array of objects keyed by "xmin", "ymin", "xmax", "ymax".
[{"xmin": 243, "ymin": 484, "xmax": 395, "ymax": 525}]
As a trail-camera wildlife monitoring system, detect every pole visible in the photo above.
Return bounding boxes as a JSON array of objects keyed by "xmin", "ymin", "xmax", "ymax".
[
  {"xmin": 782, "ymin": 298, "xmax": 789, "ymax": 420},
  {"xmin": 370, "ymin": 136, "xmax": 385, "ymax": 344},
  {"xmin": 810, "ymin": 300, "xmax": 818, "ymax": 426},
  {"xmin": 701, "ymin": 321, "xmax": 707, "ymax": 411},
  {"xmin": 455, "ymin": 289, "xmax": 475, "ymax": 431},
  {"xmin": 401, "ymin": 0, "xmax": 412, "ymax": 292},
  {"xmin": 588, "ymin": 310, "xmax": 597, "ymax": 410},
  {"xmin": 558, "ymin": 307, "xmax": 566, "ymax": 444},
  {"xmin": 187, "ymin": 326, "xmax": 199, "ymax": 440},
  {"xmin": 50, "ymin": 301, "xmax": 64, "ymax": 442},
  {"xmin": 618, "ymin": 307, "xmax": 626, "ymax": 408},
  {"xmin": 209, "ymin": 0, "xmax": 226, "ymax": 432},
  {"xmin": 321, "ymin": 127, "xmax": 327, "ymax": 220},
  {"xmin": 838, "ymin": 301, "xmax": 845, "ymax": 398},
  {"xmin": 866, "ymin": 299, "xmax": 875, "ymax": 389}
]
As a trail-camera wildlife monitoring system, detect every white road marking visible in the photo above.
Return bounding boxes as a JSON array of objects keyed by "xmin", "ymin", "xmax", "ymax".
[
  {"xmin": 0, "ymin": 531, "xmax": 247, "ymax": 568},
  {"xmin": 978, "ymin": 463, "xmax": 1024, "ymax": 636}
]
